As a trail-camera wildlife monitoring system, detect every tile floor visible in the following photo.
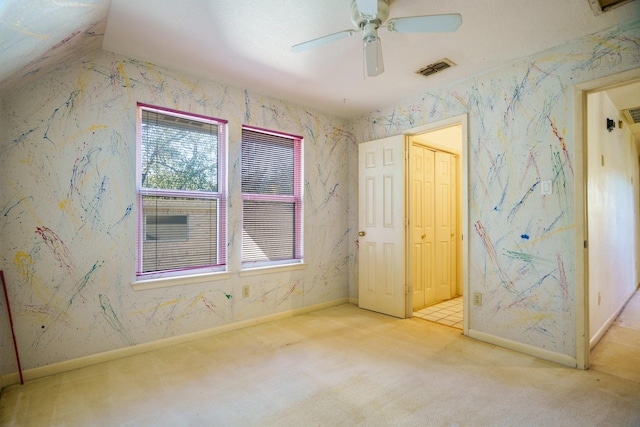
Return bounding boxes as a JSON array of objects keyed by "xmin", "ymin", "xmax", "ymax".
[{"xmin": 413, "ymin": 296, "xmax": 463, "ymax": 329}]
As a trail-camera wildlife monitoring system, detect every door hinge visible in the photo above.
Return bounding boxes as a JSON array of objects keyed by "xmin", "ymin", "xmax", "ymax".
[{"xmin": 584, "ymin": 240, "xmax": 588, "ymax": 249}]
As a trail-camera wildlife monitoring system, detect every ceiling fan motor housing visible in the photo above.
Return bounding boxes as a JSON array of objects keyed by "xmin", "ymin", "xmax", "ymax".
[
  {"xmin": 362, "ymin": 22, "xmax": 379, "ymax": 43},
  {"xmin": 351, "ymin": 0, "xmax": 390, "ymax": 28}
]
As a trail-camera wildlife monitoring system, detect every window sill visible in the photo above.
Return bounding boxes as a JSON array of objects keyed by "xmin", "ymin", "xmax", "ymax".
[
  {"xmin": 239, "ymin": 263, "xmax": 306, "ymax": 277},
  {"xmin": 132, "ymin": 271, "xmax": 231, "ymax": 291}
]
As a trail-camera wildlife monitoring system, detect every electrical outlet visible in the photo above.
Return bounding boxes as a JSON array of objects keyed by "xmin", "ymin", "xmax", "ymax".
[
  {"xmin": 473, "ymin": 292, "xmax": 482, "ymax": 306},
  {"xmin": 242, "ymin": 285, "xmax": 250, "ymax": 298}
]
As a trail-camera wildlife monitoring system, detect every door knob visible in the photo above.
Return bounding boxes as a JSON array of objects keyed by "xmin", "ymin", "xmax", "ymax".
[
  {"xmin": 358, "ymin": 231, "xmax": 366, "ymax": 236},
  {"xmin": 421, "ymin": 234, "xmax": 426, "ymax": 239}
]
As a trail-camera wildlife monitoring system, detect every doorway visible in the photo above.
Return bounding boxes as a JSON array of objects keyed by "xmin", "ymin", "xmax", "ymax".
[
  {"xmin": 574, "ymin": 68, "xmax": 640, "ymax": 369},
  {"xmin": 357, "ymin": 115, "xmax": 469, "ymax": 333},
  {"xmin": 409, "ymin": 125, "xmax": 463, "ymax": 328},
  {"xmin": 586, "ymin": 78, "xmax": 640, "ymax": 350}
]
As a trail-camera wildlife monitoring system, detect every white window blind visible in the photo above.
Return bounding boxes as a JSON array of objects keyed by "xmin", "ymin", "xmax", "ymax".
[
  {"xmin": 137, "ymin": 104, "xmax": 227, "ymax": 276},
  {"xmin": 241, "ymin": 126, "xmax": 303, "ymax": 265}
]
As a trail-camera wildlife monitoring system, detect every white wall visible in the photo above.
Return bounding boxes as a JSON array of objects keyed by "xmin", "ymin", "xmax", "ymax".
[
  {"xmin": 350, "ymin": 19, "xmax": 640, "ymax": 360},
  {"xmin": 0, "ymin": 50, "xmax": 353, "ymax": 374},
  {"xmin": 587, "ymin": 90, "xmax": 640, "ymax": 344}
]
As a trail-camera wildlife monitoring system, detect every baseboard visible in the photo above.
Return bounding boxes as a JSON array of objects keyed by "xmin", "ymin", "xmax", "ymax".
[
  {"xmin": 1, "ymin": 297, "xmax": 348, "ymax": 389},
  {"xmin": 468, "ymin": 329, "xmax": 577, "ymax": 368},
  {"xmin": 589, "ymin": 287, "xmax": 637, "ymax": 349},
  {"xmin": 348, "ymin": 297, "xmax": 358, "ymax": 305}
]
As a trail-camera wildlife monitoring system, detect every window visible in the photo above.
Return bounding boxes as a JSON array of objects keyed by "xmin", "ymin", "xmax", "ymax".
[
  {"xmin": 137, "ymin": 104, "xmax": 227, "ymax": 277},
  {"xmin": 241, "ymin": 126, "xmax": 303, "ymax": 267}
]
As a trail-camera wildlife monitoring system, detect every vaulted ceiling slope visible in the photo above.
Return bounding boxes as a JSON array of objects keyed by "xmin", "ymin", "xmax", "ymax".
[
  {"xmin": 0, "ymin": 1, "xmax": 110, "ymax": 91},
  {"xmin": 0, "ymin": 0, "xmax": 638, "ymax": 118}
]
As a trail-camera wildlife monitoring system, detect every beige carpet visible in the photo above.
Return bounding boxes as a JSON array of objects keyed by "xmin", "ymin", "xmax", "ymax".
[{"xmin": 1, "ymin": 291, "xmax": 639, "ymax": 426}]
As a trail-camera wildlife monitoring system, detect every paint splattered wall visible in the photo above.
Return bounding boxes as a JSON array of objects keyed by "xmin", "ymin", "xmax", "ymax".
[
  {"xmin": 349, "ymin": 19, "xmax": 640, "ymax": 358},
  {"xmin": 0, "ymin": 95, "xmax": 14, "ymax": 382},
  {"xmin": 1, "ymin": 15, "xmax": 639, "ymax": 376},
  {"xmin": 0, "ymin": 50, "xmax": 352, "ymax": 373}
]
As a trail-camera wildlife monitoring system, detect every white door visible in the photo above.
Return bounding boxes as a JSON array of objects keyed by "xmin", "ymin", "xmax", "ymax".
[
  {"xmin": 450, "ymin": 155, "xmax": 459, "ymax": 297},
  {"xmin": 410, "ymin": 145, "xmax": 458, "ymax": 308},
  {"xmin": 410, "ymin": 144, "xmax": 435, "ymax": 309},
  {"xmin": 435, "ymin": 151, "xmax": 455, "ymax": 302},
  {"xmin": 358, "ymin": 135, "xmax": 407, "ymax": 318}
]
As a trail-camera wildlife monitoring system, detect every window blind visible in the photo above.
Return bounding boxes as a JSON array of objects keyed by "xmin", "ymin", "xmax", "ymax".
[
  {"xmin": 141, "ymin": 109, "xmax": 218, "ymax": 192},
  {"xmin": 137, "ymin": 105, "xmax": 226, "ymax": 276},
  {"xmin": 241, "ymin": 127, "xmax": 303, "ymax": 264}
]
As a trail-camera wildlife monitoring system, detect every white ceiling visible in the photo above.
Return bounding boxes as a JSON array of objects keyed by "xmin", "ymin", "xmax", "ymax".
[
  {"xmin": 0, "ymin": 0, "xmax": 639, "ymax": 121},
  {"xmin": 101, "ymin": 0, "xmax": 639, "ymax": 118}
]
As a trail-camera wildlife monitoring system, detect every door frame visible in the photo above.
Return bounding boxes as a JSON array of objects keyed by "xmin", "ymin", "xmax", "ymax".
[
  {"xmin": 574, "ymin": 67, "xmax": 640, "ymax": 370},
  {"xmin": 402, "ymin": 115, "xmax": 469, "ymax": 334}
]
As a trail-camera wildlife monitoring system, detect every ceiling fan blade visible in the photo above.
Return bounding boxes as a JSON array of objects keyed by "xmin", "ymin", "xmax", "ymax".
[
  {"xmin": 356, "ymin": 0, "xmax": 378, "ymax": 18},
  {"xmin": 386, "ymin": 13, "xmax": 462, "ymax": 33},
  {"xmin": 364, "ymin": 36, "xmax": 384, "ymax": 77},
  {"xmin": 291, "ymin": 29, "xmax": 357, "ymax": 53}
]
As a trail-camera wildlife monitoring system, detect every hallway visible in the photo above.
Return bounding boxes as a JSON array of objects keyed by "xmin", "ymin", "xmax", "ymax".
[{"xmin": 590, "ymin": 289, "xmax": 640, "ymax": 382}]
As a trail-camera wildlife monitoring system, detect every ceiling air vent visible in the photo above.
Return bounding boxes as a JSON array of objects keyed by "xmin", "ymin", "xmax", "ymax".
[
  {"xmin": 416, "ymin": 59, "xmax": 455, "ymax": 78},
  {"xmin": 622, "ymin": 107, "xmax": 640, "ymax": 124}
]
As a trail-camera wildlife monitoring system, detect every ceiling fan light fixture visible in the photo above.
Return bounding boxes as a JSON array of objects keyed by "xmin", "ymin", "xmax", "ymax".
[
  {"xmin": 361, "ymin": 21, "xmax": 383, "ymax": 77},
  {"xmin": 364, "ymin": 35, "xmax": 384, "ymax": 77}
]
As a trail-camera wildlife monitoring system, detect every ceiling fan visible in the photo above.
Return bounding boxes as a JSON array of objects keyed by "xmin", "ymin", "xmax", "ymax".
[{"xmin": 291, "ymin": 0, "xmax": 462, "ymax": 77}]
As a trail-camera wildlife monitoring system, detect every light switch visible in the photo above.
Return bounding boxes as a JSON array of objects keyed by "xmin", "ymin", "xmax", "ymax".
[{"xmin": 541, "ymin": 180, "xmax": 552, "ymax": 195}]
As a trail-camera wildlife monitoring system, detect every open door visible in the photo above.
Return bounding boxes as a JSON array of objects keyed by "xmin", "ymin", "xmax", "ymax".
[
  {"xmin": 358, "ymin": 135, "xmax": 407, "ymax": 318},
  {"xmin": 434, "ymin": 151, "xmax": 456, "ymax": 302}
]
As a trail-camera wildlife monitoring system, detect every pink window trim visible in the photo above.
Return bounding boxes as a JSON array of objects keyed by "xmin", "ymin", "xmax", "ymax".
[
  {"xmin": 293, "ymin": 137, "xmax": 303, "ymax": 260},
  {"xmin": 242, "ymin": 124, "xmax": 302, "ymax": 140},
  {"xmin": 140, "ymin": 189, "xmax": 223, "ymax": 199},
  {"xmin": 136, "ymin": 103, "xmax": 228, "ymax": 276},
  {"xmin": 136, "ymin": 264, "xmax": 226, "ymax": 279},
  {"xmin": 137, "ymin": 102, "xmax": 228, "ymax": 124},
  {"xmin": 241, "ymin": 125, "xmax": 304, "ymax": 262}
]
